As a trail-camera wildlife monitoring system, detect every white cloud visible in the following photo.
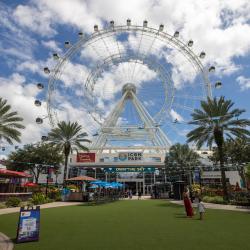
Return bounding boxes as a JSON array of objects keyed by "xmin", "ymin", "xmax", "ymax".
[
  {"xmin": 35, "ymin": 0, "xmax": 100, "ymax": 33},
  {"xmin": 170, "ymin": 109, "xmax": 184, "ymax": 122},
  {"xmin": 13, "ymin": 4, "xmax": 56, "ymax": 37},
  {"xmin": 237, "ymin": 76, "xmax": 250, "ymax": 90},
  {"xmin": 93, "ymin": 62, "xmax": 156, "ymax": 101},
  {"xmin": 10, "ymin": 0, "xmax": 250, "ymax": 78},
  {"xmin": 41, "ymin": 40, "xmax": 62, "ymax": 53},
  {"xmin": 0, "ymin": 73, "xmax": 50, "ymax": 145},
  {"xmin": 143, "ymin": 100, "xmax": 155, "ymax": 107},
  {"xmin": 0, "ymin": 3, "xmax": 37, "ymax": 61},
  {"xmin": 60, "ymin": 62, "xmax": 89, "ymax": 87}
]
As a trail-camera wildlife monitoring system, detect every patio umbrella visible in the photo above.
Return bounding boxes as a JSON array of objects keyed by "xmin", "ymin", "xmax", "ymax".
[{"xmin": 90, "ymin": 180, "xmax": 105, "ymax": 185}]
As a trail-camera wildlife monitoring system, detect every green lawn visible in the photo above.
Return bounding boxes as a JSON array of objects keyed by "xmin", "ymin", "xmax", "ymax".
[{"xmin": 0, "ymin": 200, "xmax": 249, "ymax": 250}]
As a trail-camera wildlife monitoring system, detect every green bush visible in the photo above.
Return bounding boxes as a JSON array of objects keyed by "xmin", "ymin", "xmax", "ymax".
[
  {"xmin": 5, "ymin": 197, "xmax": 21, "ymax": 207},
  {"xmin": 0, "ymin": 202, "xmax": 7, "ymax": 209},
  {"xmin": 202, "ymin": 195, "xmax": 227, "ymax": 204},
  {"xmin": 48, "ymin": 189, "xmax": 62, "ymax": 201},
  {"xmin": 31, "ymin": 193, "xmax": 51, "ymax": 205}
]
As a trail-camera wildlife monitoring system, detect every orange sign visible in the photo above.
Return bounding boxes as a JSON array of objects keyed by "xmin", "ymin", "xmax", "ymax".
[{"xmin": 77, "ymin": 153, "xmax": 95, "ymax": 163}]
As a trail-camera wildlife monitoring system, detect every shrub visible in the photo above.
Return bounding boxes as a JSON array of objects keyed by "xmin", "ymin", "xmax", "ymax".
[
  {"xmin": 0, "ymin": 202, "xmax": 7, "ymax": 209},
  {"xmin": 66, "ymin": 184, "xmax": 78, "ymax": 192},
  {"xmin": 31, "ymin": 193, "xmax": 51, "ymax": 205},
  {"xmin": 191, "ymin": 184, "xmax": 201, "ymax": 194},
  {"xmin": 202, "ymin": 195, "xmax": 227, "ymax": 204},
  {"xmin": 48, "ymin": 189, "xmax": 62, "ymax": 201},
  {"xmin": 5, "ymin": 197, "xmax": 21, "ymax": 207}
]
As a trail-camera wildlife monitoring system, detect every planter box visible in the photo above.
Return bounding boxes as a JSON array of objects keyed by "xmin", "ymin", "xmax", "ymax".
[{"xmin": 0, "ymin": 193, "xmax": 32, "ymax": 202}]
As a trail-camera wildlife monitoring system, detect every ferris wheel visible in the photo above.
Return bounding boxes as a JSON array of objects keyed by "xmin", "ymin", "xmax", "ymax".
[{"xmin": 38, "ymin": 19, "xmax": 218, "ymax": 148}]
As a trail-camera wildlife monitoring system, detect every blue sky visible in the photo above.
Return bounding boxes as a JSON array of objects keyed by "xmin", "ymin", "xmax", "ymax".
[{"xmin": 0, "ymin": 0, "xmax": 250, "ymax": 157}]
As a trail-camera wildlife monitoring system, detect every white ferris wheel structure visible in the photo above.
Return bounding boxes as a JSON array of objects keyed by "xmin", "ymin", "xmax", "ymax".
[{"xmin": 37, "ymin": 19, "xmax": 219, "ymax": 154}]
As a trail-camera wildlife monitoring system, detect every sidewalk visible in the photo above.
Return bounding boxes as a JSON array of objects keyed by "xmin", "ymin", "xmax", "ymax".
[
  {"xmin": 123, "ymin": 195, "xmax": 151, "ymax": 200},
  {"xmin": 0, "ymin": 232, "xmax": 13, "ymax": 250},
  {"xmin": 170, "ymin": 200, "xmax": 250, "ymax": 213},
  {"xmin": 0, "ymin": 201, "xmax": 83, "ymax": 216}
]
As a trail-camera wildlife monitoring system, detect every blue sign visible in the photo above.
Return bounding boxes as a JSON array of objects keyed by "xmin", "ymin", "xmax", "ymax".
[
  {"xmin": 16, "ymin": 206, "xmax": 40, "ymax": 243},
  {"xmin": 194, "ymin": 170, "xmax": 200, "ymax": 183}
]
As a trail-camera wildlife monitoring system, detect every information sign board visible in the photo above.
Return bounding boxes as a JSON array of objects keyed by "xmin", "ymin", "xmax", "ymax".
[{"xmin": 16, "ymin": 206, "xmax": 40, "ymax": 243}]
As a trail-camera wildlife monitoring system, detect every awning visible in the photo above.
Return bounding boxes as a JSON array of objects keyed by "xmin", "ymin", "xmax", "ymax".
[
  {"xmin": 0, "ymin": 169, "xmax": 32, "ymax": 178},
  {"xmin": 24, "ymin": 182, "xmax": 38, "ymax": 187},
  {"xmin": 66, "ymin": 175, "xmax": 96, "ymax": 181}
]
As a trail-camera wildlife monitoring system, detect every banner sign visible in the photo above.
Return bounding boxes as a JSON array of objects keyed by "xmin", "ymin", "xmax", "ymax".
[
  {"xmin": 16, "ymin": 206, "xmax": 40, "ymax": 243},
  {"xmin": 117, "ymin": 152, "xmax": 143, "ymax": 162},
  {"xmin": 77, "ymin": 153, "xmax": 95, "ymax": 163},
  {"xmin": 194, "ymin": 170, "xmax": 200, "ymax": 183},
  {"xmin": 104, "ymin": 167, "xmax": 155, "ymax": 173}
]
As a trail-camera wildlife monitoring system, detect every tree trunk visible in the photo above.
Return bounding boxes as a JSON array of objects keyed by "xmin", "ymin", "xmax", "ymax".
[
  {"xmin": 214, "ymin": 128, "xmax": 229, "ymax": 202},
  {"xmin": 31, "ymin": 168, "xmax": 39, "ymax": 184},
  {"xmin": 63, "ymin": 154, "xmax": 69, "ymax": 185},
  {"xmin": 217, "ymin": 145, "xmax": 229, "ymax": 201}
]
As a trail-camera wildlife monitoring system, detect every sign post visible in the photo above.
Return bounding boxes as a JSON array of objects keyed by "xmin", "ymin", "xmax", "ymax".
[{"xmin": 16, "ymin": 206, "xmax": 40, "ymax": 243}]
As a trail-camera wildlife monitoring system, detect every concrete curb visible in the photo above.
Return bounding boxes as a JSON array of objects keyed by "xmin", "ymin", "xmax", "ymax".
[
  {"xmin": 0, "ymin": 233, "xmax": 13, "ymax": 250},
  {"xmin": 0, "ymin": 201, "xmax": 83, "ymax": 215}
]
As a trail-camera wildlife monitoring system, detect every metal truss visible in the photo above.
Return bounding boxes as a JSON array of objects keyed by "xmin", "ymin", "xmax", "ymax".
[{"xmin": 90, "ymin": 83, "xmax": 171, "ymax": 152}]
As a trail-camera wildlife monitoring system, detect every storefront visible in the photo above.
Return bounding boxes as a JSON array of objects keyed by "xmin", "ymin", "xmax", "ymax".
[
  {"xmin": 201, "ymin": 171, "xmax": 241, "ymax": 187},
  {"xmin": 0, "ymin": 168, "xmax": 32, "ymax": 201},
  {"xmin": 69, "ymin": 151, "xmax": 167, "ymax": 195}
]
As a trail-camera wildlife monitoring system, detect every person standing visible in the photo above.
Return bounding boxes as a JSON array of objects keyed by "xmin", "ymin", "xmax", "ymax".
[
  {"xmin": 197, "ymin": 198, "xmax": 205, "ymax": 220},
  {"xmin": 129, "ymin": 190, "xmax": 133, "ymax": 199},
  {"xmin": 183, "ymin": 191, "xmax": 193, "ymax": 217}
]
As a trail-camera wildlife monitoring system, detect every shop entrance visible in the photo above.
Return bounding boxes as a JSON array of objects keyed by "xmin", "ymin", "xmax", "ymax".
[{"xmin": 119, "ymin": 179, "xmax": 144, "ymax": 195}]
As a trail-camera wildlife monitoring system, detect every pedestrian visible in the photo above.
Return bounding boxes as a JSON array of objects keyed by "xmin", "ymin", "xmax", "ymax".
[
  {"xmin": 197, "ymin": 198, "xmax": 205, "ymax": 220},
  {"xmin": 183, "ymin": 190, "xmax": 193, "ymax": 217},
  {"xmin": 129, "ymin": 190, "xmax": 133, "ymax": 199}
]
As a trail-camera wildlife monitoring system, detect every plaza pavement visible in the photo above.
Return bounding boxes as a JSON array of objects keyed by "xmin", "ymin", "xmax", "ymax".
[{"xmin": 0, "ymin": 201, "xmax": 83, "ymax": 215}]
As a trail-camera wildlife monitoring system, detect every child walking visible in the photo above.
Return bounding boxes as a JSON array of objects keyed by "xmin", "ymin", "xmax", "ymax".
[{"xmin": 197, "ymin": 198, "xmax": 205, "ymax": 220}]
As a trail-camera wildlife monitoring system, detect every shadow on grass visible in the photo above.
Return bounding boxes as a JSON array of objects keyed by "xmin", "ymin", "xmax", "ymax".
[{"xmin": 174, "ymin": 214, "xmax": 187, "ymax": 218}]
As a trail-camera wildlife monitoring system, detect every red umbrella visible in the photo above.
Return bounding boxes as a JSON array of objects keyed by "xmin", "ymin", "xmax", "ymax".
[{"xmin": 24, "ymin": 182, "xmax": 38, "ymax": 187}]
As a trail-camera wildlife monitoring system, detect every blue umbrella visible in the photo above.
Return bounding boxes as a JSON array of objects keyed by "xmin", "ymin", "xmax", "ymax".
[{"xmin": 90, "ymin": 180, "xmax": 105, "ymax": 185}]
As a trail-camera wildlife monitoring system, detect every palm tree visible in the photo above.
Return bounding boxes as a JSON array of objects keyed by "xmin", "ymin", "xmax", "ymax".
[
  {"xmin": 187, "ymin": 97, "xmax": 250, "ymax": 201},
  {"xmin": 165, "ymin": 143, "xmax": 200, "ymax": 183},
  {"xmin": 0, "ymin": 97, "xmax": 25, "ymax": 144},
  {"xmin": 47, "ymin": 121, "xmax": 90, "ymax": 183},
  {"xmin": 223, "ymin": 138, "xmax": 250, "ymax": 188}
]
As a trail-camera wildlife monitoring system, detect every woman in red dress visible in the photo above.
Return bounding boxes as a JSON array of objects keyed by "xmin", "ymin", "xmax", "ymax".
[{"xmin": 183, "ymin": 191, "xmax": 193, "ymax": 217}]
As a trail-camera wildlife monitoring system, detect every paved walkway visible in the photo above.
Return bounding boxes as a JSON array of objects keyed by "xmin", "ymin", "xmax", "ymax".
[
  {"xmin": 123, "ymin": 195, "xmax": 151, "ymax": 200},
  {"xmin": 0, "ymin": 233, "xmax": 13, "ymax": 250},
  {"xmin": 0, "ymin": 201, "xmax": 83, "ymax": 216},
  {"xmin": 170, "ymin": 200, "xmax": 250, "ymax": 212}
]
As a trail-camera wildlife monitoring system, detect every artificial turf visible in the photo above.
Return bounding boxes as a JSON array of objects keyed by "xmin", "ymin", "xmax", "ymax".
[{"xmin": 0, "ymin": 200, "xmax": 249, "ymax": 250}]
